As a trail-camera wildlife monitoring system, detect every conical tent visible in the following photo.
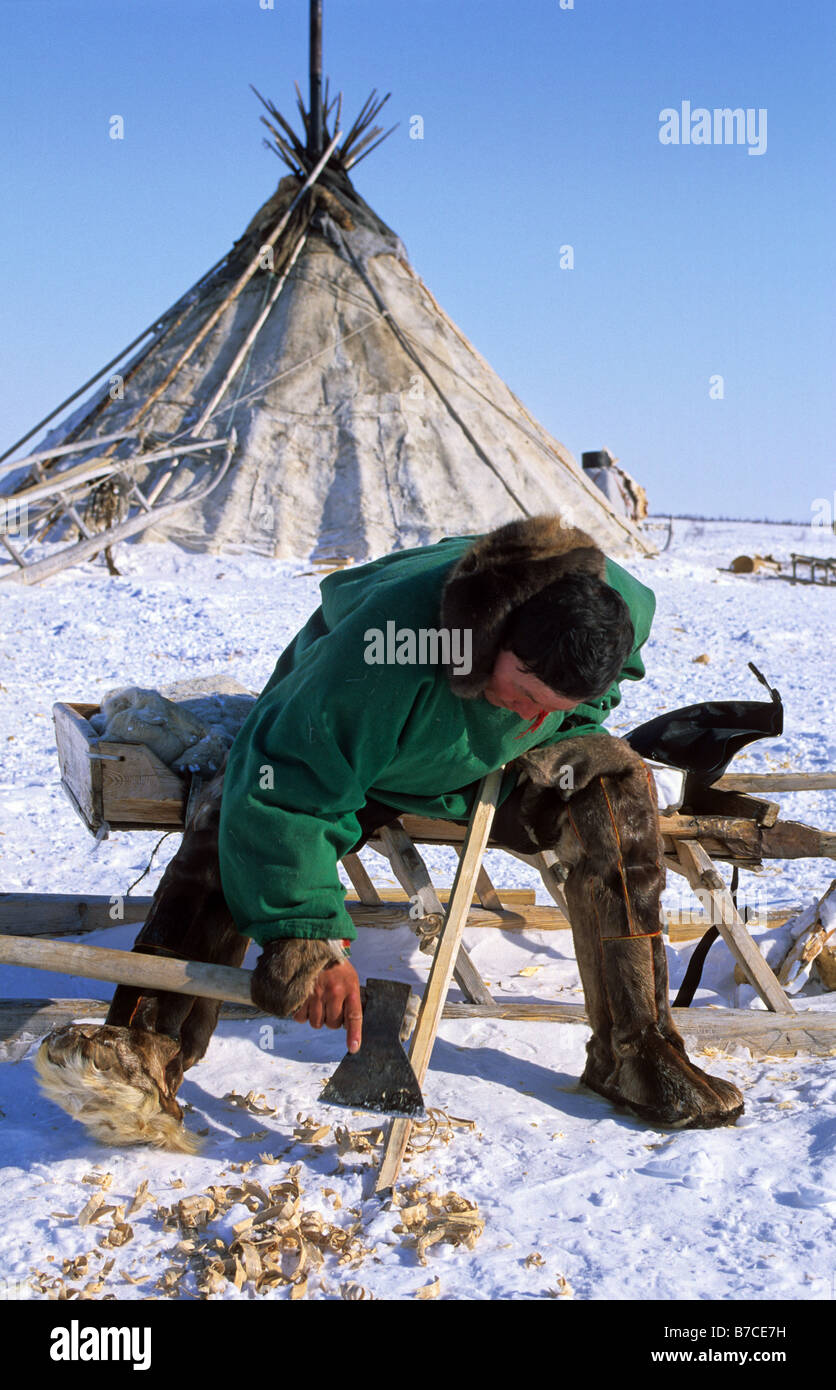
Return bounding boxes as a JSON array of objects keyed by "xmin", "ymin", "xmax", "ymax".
[{"xmin": 0, "ymin": 84, "xmax": 654, "ymax": 583}]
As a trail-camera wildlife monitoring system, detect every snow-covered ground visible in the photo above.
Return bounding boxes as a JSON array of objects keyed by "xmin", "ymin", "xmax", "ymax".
[{"xmin": 1, "ymin": 517, "xmax": 835, "ymax": 1303}]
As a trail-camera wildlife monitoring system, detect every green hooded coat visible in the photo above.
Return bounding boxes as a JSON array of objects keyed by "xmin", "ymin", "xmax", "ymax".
[{"xmin": 218, "ymin": 519, "xmax": 656, "ymax": 945}]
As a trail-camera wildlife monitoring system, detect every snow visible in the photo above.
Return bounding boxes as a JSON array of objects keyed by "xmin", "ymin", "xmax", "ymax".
[{"xmin": 1, "ymin": 517, "xmax": 835, "ymax": 1303}]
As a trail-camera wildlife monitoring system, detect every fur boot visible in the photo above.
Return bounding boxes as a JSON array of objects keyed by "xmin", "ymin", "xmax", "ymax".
[
  {"xmin": 34, "ymin": 1023, "xmax": 201, "ymax": 1154},
  {"xmin": 494, "ymin": 735, "xmax": 744, "ymax": 1129}
]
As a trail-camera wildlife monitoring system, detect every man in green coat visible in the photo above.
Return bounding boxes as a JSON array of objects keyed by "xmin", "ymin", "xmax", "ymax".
[{"xmin": 107, "ymin": 515, "xmax": 743, "ymax": 1132}]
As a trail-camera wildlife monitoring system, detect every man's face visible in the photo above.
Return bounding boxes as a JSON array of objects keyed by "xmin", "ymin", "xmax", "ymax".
[{"xmin": 482, "ymin": 649, "xmax": 582, "ymax": 719}]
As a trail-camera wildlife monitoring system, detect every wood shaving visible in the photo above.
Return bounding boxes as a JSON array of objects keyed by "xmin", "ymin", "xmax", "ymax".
[
  {"xmin": 525, "ymin": 1252, "xmax": 545, "ymax": 1268},
  {"xmin": 414, "ymin": 1277, "xmax": 442, "ymax": 1299},
  {"xmin": 126, "ymin": 1180, "xmax": 154, "ymax": 1217},
  {"xmin": 243, "ymin": 1180, "xmax": 271, "ymax": 1208},
  {"xmin": 405, "ymin": 1108, "xmax": 476, "ymax": 1156},
  {"xmin": 334, "ymin": 1124, "xmax": 384, "ymax": 1155},
  {"xmin": 340, "ymin": 1282, "xmax": 373, "ymax": 1300},
  {"xmin": 99, "ymin": 1222, "xmax": 134, "ymax": 1249},
  {"xmin": 224, "ymin": 1089, "xmax": 277, "ymax": 1116},
  {"xmin": 293, "ymin": 1118, "xmax": 331, "ymax": 1145},
  {"xmin": 547, "ymin": 1274, "xmax": 573, "ymax": 1298},
  {"xmin": 81, "ymin": 1172, "xmax": 113, "ymax": 1189},
  {"xmin": 77, "ymin": 1193, "xmax": 105, "ymax": 1227},
  {"xmin": 177, "ymin": 1196, "xmax": 216, "ymax": 1229}
]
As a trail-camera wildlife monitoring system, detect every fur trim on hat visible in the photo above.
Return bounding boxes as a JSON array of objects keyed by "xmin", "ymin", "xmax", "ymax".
[{"xmin": 439, "ymin": 515, "xmax": 606, "ymax": 698}]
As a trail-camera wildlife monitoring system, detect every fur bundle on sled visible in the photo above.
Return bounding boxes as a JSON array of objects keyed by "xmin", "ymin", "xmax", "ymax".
[{"xmin": 34, "ymin": 1022, "xmax": 201, "ymax": 1154}]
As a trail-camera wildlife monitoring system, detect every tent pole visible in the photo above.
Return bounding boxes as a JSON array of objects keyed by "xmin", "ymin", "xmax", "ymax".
[{"xmin": 309, "ymin": 0, "xmax": 324, "ymax": 159}]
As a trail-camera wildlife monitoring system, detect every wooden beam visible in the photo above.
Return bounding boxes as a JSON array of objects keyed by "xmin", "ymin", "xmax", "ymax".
[
  {"xmin": 0, "ymin": 891, "xmax": 554, "ymax": 938},
  {"xmin": 0, "ymin": 894, "xmax": 152, "ymax": 936},
  {"xmin": 376, "ymin": 823, "xmax": 493, "ymax": 1007},
  {"xmin": 4, "ymin": 996, "xmax": 835, "ymax": 1057},
  {"xmin": 674, "ymin": 840, "xmax": 794, "ymax": 1014},
  {"xmin": 1, "ymin": 891, "xmax": 797, "ymax": 944},
  {"xmin": 376, "ymin": 769, "xmax": 503, "ymax": 1192},
  {"xmin": 0, "ymin": 997, "xmax": 258, "ymax": 1045},
  {"xmin": 716, "ymin": 772, "xmax": 836, "ymax": 792},
  {"xmin": 342, "ymin": 854, "xmax": 383, "ymax": 905}
]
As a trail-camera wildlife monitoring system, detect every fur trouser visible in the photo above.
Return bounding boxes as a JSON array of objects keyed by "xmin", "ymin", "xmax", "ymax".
[
  {"xmin": 492, "ymin": 735, "xmax": 743, "ymax": 1128},
  {"xmin": 105, "ymin": 769, "xmax": 249, "ymax": 1100}
]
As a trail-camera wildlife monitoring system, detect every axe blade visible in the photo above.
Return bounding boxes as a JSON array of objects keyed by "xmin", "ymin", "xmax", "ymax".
[{"xmin": 320, "ymin": 978, "xmax": 424, "ymax": 1117}]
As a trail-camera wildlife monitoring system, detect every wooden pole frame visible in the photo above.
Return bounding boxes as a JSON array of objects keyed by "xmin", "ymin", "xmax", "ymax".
[{"xmin": 375, "ymin": 768, "xmax": 503, "ymax": 1192}]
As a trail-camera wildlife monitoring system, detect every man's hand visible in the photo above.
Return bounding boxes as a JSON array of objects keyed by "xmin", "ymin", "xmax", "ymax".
[
  {"xmin": 293, "ymin": 959, "xmax": 363, "ymax": 1054},
  {"xmin": 249, "ymin": 939, "xmax": 362, "ymax": 1054}
]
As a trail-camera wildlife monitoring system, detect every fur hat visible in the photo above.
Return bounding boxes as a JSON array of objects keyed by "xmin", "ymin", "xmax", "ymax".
[{"xmin": 439, "ymin": 515, "xmax": 606, "ymax": 698}]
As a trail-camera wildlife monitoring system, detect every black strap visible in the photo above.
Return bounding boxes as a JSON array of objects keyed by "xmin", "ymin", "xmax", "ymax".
[{"xmin": 673, "ymin": 867, "xmax": 738, "ymax": 1008}]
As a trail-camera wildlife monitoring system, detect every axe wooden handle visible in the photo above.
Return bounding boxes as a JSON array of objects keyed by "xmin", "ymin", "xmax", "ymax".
[{"xmin": 0, "ymin": 934, "xmax": 255, "ymax": 1008}]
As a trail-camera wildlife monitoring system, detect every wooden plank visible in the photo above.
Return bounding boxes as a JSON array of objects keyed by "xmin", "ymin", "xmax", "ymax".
[
  {"xmin": 400, "ymin": 815, "xmax": 467, "ymax": 844},
  {"xmin": 439, "ymin": 1002, "xmax": 836, "ymax": 1057},
  {"xmin": 674, "ymin": 840, "xmax": 794, "ymax": 1014},
  {"xmin": 52, "ymin": 703, "xmax": 104, "ymax": 833},
  {"xmin": 10, "ymin": 457, "xmax": 119, "ymax": 507},
  {"xmin": 665, "ymin": 908, "xmax": 797, "ymax": 943},
  {"xmin": 5, "ymin": 430, "xmax": 138, "ymax": 471},
  {"xmin": 376, "ymin": 769, "xmax": 503, "ymax": 1192},
  {"xmin": 473, "ymin": 865, "xmax": 503, "ymax": 912},
  {"xmin": 3, "ymin": 996, "xmax": 836, "ymax": 1057},
  {"xmin": 100, "ymin": 742, "xmax": 186, "ymax": 826},
  {"xmin": 0, "ymin": 894, "xmax": 152, "ymax": 936},
  {"xmin": 685, "ymin": 783, "xmax": 780, "ymax": 828},
  {"xmin": 716, "ymin": 772, "xmax": 836, "ymax": 792},
  {"xmin": 0, "ymin": 997, "xmax": 259, "ymax": 1045},
  {"xmin": 345, "ymin": 887, "xmax": 537, "ymax": 907},
  {"xmin": 0, "ymin": 893, "xmax": 561, "ymax": 938},
  {"xmin": 376, "ymin": 824, "xmax": 494, "ymax": 1007},
  {"xmin": 9, "ymin": 891, "xmax": 791, "ymax": 943},
  {"xmin": 342, "ymin": 854, "xmax": 383, "ymax": 905},
  {"xmin": 0, "ymin": 937, "xmax": 254, "ymax": 1006}
]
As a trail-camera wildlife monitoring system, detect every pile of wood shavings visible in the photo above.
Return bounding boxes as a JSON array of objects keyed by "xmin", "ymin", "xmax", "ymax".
[
  {"xmin": 388, "ymin": 1179, "xmax": 485, "ymax": 1265},
  {"xmin": 153, "ymin": 1164, "xmax": 375, "ymax": 1299},
  {"xmin": 27, "ymin": 1106, "xmax": 485, "ymax": 1300}
]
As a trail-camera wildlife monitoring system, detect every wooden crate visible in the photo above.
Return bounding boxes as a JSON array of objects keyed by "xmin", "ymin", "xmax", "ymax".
[{"xmin": 53, "ymin": 702, "xmax": 188, "ymax": 834}]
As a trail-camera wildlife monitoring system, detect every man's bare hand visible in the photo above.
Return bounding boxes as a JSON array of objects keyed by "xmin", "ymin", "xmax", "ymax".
[{"xmin": 293, "ymin": 959, "xmax": 363, "ymax": 1053}]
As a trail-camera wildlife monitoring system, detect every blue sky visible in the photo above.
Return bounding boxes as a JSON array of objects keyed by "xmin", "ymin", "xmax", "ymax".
[{"xmin": 1, "ymin": 0, "xmax": 834, "ymax": 521}]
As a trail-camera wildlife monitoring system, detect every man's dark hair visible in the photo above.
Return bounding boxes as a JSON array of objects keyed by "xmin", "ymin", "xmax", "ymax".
[{"xmin": 502, "ymin": 572, "xmax": 635, "ymax": 701}]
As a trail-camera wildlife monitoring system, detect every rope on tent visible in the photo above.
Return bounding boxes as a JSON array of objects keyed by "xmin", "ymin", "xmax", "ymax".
[
  {"xmin": 193, "ymin": 312, "xmax": 388, "ymax": 420},
  {"xmin": 320, "ymin": 217, "xmax": 534, "ymax": 519}
]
